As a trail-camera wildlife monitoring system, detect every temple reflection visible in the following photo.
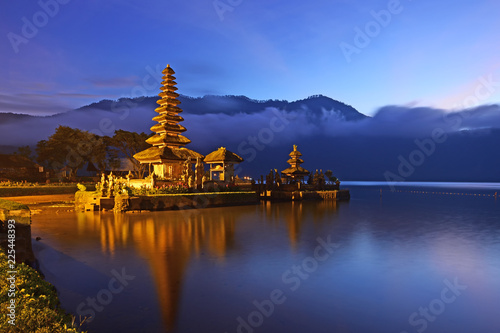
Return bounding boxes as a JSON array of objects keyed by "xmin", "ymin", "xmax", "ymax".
[
  {"xmin": 76, "ymin": 208, "xmax": 240, "ymax": 331},
  {"xmin": 258, "ymin": 200, "xmax": 340, "ymax": 250},
  {"xmin": 74, "ymin": 201, "xmax": 340, "ymax": 331}
]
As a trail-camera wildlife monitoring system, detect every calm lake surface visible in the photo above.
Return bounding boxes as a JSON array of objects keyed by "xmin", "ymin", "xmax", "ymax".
[{"xmin": 31, "ymin": 182, "xmax": 500, "ymax": 333}]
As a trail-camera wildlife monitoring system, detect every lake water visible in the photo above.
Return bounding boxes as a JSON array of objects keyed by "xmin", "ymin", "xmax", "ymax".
[{"xmin": 30, "ymin": 182, "xmax": 500, "ymax": 333}]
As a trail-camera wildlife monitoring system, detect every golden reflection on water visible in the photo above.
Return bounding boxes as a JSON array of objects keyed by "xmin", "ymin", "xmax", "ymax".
[
  {"xmin": 74, "ymin": 208, "xmax": 241, "ymax": 330},
  {"xmin": 72, "ymin": 201, "xmax": 340, "ymax": 331},
  {"xmin": 258, "ymin": 200, "xmax": 339, "ymax": 250}
]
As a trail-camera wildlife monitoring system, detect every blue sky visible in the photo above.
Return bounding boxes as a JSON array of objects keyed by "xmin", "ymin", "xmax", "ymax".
[{"xmin": 1, "ymin": 0, "xmax": 500, "ymax": 116}]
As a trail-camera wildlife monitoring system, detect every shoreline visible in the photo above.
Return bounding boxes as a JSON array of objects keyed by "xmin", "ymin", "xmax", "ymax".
[
  {"xmin": 0, "ymin": 197, "xmax": 85, "ymax": 332},
  {"xmin": 1, "ymin": 194, "xmax": 75, "ymax": 205}
]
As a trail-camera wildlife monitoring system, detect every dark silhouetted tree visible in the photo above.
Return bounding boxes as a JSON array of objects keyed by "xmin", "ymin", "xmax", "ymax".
[
  {"xmin": 16, "ymin": 145, "xmax": 33, "ymax": 161},
  {"xmin": 324, "ymin": 170, "xmax": 337, "ymax": 184},
  {"xmin": 36, "ymin": 125, "xmax": 108, "ymax": 179},
  {"xmin": 109, "ymin": 130, "xmax": 151, "ymax": 178}
]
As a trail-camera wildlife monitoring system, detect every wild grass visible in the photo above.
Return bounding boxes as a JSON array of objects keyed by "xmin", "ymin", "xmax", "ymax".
[{"xmin": 0, "ymin": 251, "xmax": 87, "ymax": 332}]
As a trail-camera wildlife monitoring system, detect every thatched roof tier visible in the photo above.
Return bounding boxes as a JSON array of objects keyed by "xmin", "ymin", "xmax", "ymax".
[
  {"xmin": 204, "ymin": 147, "xmax": 243, "ymax": 164},
  {"xmin": 162, "ymin": 72, "xmax": 175, "ymax": 78},
  {"xmin": 133, "ymin": 146, "xmax": 182, "ymax": 163},
  {"xmin": 150, "ymin": 123, "xmax": 187, "ymax": 134},
  {"xmin": 161, "ymin": 78, "xmax": 177, "ymax": 86},
  {"xmin": 165, "ymin": 106, "xmax": 182, "ymax": 113},
  {"xmin": 133, "ymin": 146, "xmax": 203, "ymax": 164},
  {"xmin": 281, "ymin": 166, "xmax": 309, "ymax": 175},
  {"xmin": 289, "ymin": 147, "xmax": 302, "ymax": 157},
  {"xmin": 160, "ymin": 85, "xmax": 178, "ymax": 91},
  {"xmin": 175, "ymin": 147, "xmax": 204, "ymax": 160},
  {"xmin": 156, "ymin": 98, "xmax": 181, "ymax": 106},
  {"xmin": 152, "ymin": 114, "xmax": 184, "ymax": 123},
  {"xmin": 145, "ymin": 133, "xmax": 191, "ymax": 146},
  {"xmin": 154, "ymin": 105, "xmax": 182, "ymax": 114},
  {"xmin": 287, "ymin": 158, "xmax": 304, "ymax": 165},
  {"xmin": 162, "ymin": 65, "xmax": 175, "ymax": 75},
  {"xmin": 158, "ymin": 91, "xmax": 179, "ymax": 99},
  {"xmin": 145, "ymin": 134, "xmax": 166, "ymax": 146}
]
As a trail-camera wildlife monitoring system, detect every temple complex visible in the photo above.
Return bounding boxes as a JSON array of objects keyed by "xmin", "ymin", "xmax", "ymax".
[
  {"xmin": 133, "ymin": 65, "xmax": 203, "ymax": 179},
  {"xmin": 281, "ymin": 145, "xmax": 309, "ymax": 183},
  {"xmin": 256, "ymin": 144, "xmax": 350, "ymax": 201},
  {"xmin": 76, "ymin": 66, "xmax": 348, "ymax": 213},
  {"xmin": 204, "ymin": 147, "xmax": 243, "ymax": 182}
]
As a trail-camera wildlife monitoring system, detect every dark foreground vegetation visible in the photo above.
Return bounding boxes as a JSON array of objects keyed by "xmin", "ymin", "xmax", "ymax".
[{"xmin": 0, "ymin": 251, "xmax": 86, "ymax": 332}]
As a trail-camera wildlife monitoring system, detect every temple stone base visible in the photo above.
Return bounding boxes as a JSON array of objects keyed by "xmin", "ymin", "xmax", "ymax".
[
  {"xmin": 75, "ymin": 192, "xmax": 259, "ymax": 212},
  {"xmin": 259, "ymin": 189, "xmax": 350, "ymax": 201}
]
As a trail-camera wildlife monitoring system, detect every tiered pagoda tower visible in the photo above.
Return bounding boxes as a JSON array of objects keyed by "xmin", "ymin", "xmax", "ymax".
[
  {"xmin": 133, "ymin": 65, "xmax": 203, "ymax": 179},
  {"xmin": 281, "ymin": 145, "xmax": 309, "ymax": 183}
]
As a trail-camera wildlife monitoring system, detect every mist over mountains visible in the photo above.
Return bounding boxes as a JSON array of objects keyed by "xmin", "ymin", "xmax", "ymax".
[{"xmin": 0, "ymin": 94, "xmax": 499, "ymax": 182}]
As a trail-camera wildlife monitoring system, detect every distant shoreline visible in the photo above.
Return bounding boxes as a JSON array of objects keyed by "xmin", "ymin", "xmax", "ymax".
[{"xmin": 342, "ymin": 181, "xmax": 500, "ymax": 189}]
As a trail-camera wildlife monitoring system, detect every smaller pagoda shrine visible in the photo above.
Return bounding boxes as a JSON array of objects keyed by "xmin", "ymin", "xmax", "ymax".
[
  {"xmin": 257, "ymin": 144, "xmax": 349, "ymax": 201},
  {"xmin": 204, "ymin": 147, "xmax": 243, "ymax": 182},
  {"xmin": 281, "ymin": 145, "xmax": 309, "ymax": 183}
]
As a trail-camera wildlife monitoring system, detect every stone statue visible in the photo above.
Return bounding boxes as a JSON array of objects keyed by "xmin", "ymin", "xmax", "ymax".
[
  {"xmin": 183, "ymin": 158, "xmax": 191, "ymax": 183},
  {"xmin": 274, "ymin": 169, "xmax": 281, "ymax": 188},
  {"xmin": 108, "ymin": 172, "xmax": 115, "ymax": 197},
  {"xmin": 318, "ymin": 170, "xmax": 325, "ymax": 189},
  {"xmin": 100, "ymin": 172, "xmax": 106, "ymax": 196},
  {"xmin": 195, "ymin": 157, "xmax": 204, "ymax": 189}
]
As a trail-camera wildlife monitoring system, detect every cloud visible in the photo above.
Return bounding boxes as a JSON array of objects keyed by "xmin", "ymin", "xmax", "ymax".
[
  {"xmin": 0, "ymin": 93, "xmax": 71, "ymax": 116},
  {"xmin": 1, "ymin": 94, "xmax": 499, "ymax": 159},
  {"xmin": 0, "ymin": 93, "xmax": 113, "ymax": 116},
  {"xmin": 359, "ymin": 104, "xmax": 500, "ymax": 137},
  {"xmin": 182, "ymin": 103, "xmax": 500, "ymax": 155}
]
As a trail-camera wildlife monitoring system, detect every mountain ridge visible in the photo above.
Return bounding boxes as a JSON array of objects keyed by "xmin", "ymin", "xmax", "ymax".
[
  {"xmin": 0, "ymin": 95, "xmax": 499, "ymax": 182},
  {"xmin": 76, "ymin": 94, "xmax": 367, "ymax": 120}
]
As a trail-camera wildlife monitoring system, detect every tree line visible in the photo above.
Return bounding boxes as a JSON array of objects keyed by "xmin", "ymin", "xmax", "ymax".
[{"xmin": 19, "ymin": 126, "xmax": 152, "ymax": 179}]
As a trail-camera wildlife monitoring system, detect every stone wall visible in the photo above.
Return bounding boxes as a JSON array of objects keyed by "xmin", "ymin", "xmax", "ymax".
[
  {"xmin": 75, "ymin": 191, "xmax": 259, "ymax": 212},
  {"xmin": 115, "ymin": 192, "xmax": 259, "ymax": 212},
  {"xmin": 0, "ymin": 199, "xmax": 34, "ymax": 264}
]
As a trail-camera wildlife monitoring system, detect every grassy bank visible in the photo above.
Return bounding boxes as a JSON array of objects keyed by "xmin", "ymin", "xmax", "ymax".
[
  {"xmin": 0, "ymin": 185, "xmax": 95, "ymax": 197},
  {"xmin": 0, "ymin": 199, "xmax": 29, "ymax": 211},
  {"xmin": 0, "ymin": 251, "xmax": 86, "ymax": 332}
]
